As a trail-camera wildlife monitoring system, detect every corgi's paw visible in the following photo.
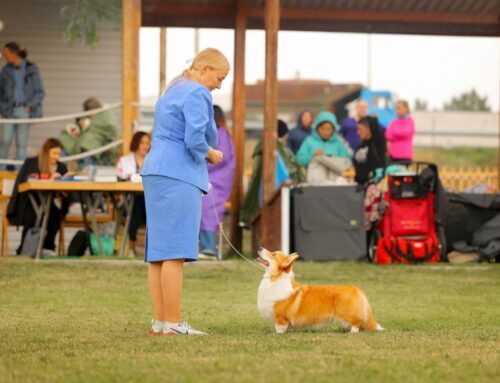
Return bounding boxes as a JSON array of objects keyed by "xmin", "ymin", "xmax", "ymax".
[
  {"xmin": 376, "ymin": 323, "xmax": 385, "ymax": 331},
  {"xmin": 275, "ymin": 324, "xmax": 289, "ymax": 334},
  {"xmin": 350, "ymin": 326, "xmax": 359, "ymax": 333}
]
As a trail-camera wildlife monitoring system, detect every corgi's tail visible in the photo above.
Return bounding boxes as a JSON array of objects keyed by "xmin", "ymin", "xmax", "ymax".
[{"xmin": 363, "ymin": 305, "xmax": 384, "ymax": 331}]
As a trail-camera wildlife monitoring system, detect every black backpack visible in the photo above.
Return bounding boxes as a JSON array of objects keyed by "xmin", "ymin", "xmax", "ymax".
[{"xmin": 67, "ymin": 230, "xmax": 88, "ymax": 256}]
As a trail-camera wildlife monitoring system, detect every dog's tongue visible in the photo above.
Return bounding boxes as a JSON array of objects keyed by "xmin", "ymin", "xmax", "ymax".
[{"xmin": 257, "ymin": 257, "xmax": 269, "ymax": 266}]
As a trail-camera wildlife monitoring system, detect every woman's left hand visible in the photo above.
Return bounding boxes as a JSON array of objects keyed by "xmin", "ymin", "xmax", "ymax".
[
  {"xmin": 51, "ymin": 173, "xmax": 62, "ymax": 180},
  {"xmin": 207, "ymin": 148, "xmax": 224, "ymax": 165}
]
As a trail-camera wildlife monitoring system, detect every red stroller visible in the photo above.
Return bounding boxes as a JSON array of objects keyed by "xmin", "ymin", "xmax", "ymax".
[{"xmin": 368, "ymin": 161, "xmax": 447, "ymax": 264}]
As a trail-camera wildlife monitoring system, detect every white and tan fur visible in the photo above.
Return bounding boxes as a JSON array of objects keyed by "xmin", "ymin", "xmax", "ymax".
[{"xmin": 257, "ymin": 248, "xmax": 384, "ymax": 334}]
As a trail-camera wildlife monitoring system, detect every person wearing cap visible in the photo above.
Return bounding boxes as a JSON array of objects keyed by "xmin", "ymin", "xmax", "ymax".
[
  {"xmin": 296, "ymin": 111, "xmax": 352, "ymax": 167},
  {"xmin": 59, "ymin": 97, "xmax": 117, "ymax": 168},
  {"xmin": 276, "ymin": 119, "xmax": 304, "ymax": 184},
  {"xmin": 239, "ymin": 119, "xmax": 303, "ymax": 226}
]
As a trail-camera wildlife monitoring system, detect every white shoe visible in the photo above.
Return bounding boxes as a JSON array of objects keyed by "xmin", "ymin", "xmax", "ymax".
[
  {"xmin": 198, "ymin": 252, "xmax": 216, "ymax": 260},
  {"xmin": 42, "ymin": 249, "xmax": 57, "ymax": 256},
  {"xmin": 148, "ymin": 319, "xmax": 164, "ymax": 335},
  {"xmin": 163, "ymin": 321, "xmax": 208, "ymax": 336}
]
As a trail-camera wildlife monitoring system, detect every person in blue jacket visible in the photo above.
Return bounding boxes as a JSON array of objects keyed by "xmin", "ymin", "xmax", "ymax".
[
  {"xmin": 141, "ymin": 48, "xmax": 229, "ymax": 336},
  {"xmin": 286, "ymin": 110, "xmax": 313, "ymax": 154},
  {"xmin": 296, "ymin": 111, "xmax": 352, "ymax": 167},
  {"xmin": 0, "ymin": 42, "xmax": 45, "ymax": 169}
]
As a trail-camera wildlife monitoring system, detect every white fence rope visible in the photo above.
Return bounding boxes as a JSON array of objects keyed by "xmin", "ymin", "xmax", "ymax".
[
  {"xmin": 0, "ymin": 140, "xmax": 123, "ymax": 166},
  {"xmin": 0, "ymin": 102, "xmax": 123, "ymax": 125}
]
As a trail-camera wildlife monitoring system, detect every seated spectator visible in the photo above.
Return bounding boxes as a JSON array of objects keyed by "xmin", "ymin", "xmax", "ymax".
[
  {"xmin": 199, "ymin": 105, "xmax": 235, "ymax": 258},
  {"xmin": 296, "ymin": 111, "xmax": 351, "ymax": 168},
  {"xmin": 117, "ymin": 131, "xmax": 151, "ymax": 255},
  {"xmin": 60, "ymin": 97, "xmax": 117, "ymax": 168},
  {"xmin": 385, "ymin": 100, "xmax": 415, "ymax": 162},
  {"xmin": 7, "ymin": 138, "xmax": 69, "ymax": 256},
  {"xmin": 286, "ymin": 110, "xmax": 313, "ymax": 154},
  {"xmin": 353, "ymin": 116, "xmax": 387, "ymax": 185},
  {"xmin": 240, "ymin": 119, "xmax": 302, "ymax": 226}
]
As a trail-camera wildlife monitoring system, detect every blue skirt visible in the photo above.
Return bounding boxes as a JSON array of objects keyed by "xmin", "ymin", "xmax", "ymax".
[{"xmin": 143, "ymin": 175, "xmax": 202, "ymax": 262}]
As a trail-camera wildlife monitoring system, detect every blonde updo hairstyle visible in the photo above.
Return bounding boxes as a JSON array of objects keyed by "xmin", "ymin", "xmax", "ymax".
[{"xmin": 165, "ymin": 48, "xmax": 230, "ymax": 92}]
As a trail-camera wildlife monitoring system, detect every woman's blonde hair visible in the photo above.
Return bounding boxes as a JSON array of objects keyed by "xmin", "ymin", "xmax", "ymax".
[
  {"xmin": 165, "ymin": 48, "xmax": 230, "ymax": 92},
  {"xmin": 38, "ymin": 138, "xmax": 63, "ymax": 175},
  {"xmin": 397, "ymin": 100, "xmax": 410, "ymax": 114}
]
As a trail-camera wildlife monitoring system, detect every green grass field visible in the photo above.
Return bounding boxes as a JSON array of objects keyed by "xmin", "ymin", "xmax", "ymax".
[
  {"xmin": 1, "ymin": 258, "xmax": 499, "ymax": 383},
  {"xmin": 414, "ymin": 147, "xmax": 498, "ymax": 168}
]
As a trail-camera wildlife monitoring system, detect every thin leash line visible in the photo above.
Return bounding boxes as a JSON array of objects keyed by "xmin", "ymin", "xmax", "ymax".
[{"xmin": 208, "ymin": 189, "xmax": 263, "ymax": 271}]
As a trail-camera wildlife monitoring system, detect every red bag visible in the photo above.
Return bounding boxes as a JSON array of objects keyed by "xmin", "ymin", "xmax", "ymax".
[
  {"xmin": 376, "ymin": 235, "xmax": 440, "ymax": 264},
  {"xmin": 389, "ymin": 199, "xmax": 431, "ymax": 236}
]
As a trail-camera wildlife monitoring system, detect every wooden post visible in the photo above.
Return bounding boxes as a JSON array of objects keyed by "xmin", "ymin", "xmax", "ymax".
[
  {"xmin": 230, "ymin": 0, "xmax": 247, "ymax": 252},
  {"xmin": 122, "ymin": 0, "xmax": 141, "ymax": 155},
  {"xmin": 159, "ymin": 27, "xmax": 167, "ymax": 95},
  {"xmin": 261, "ymin": 0, "xmax": 280, "ymax": 248}
]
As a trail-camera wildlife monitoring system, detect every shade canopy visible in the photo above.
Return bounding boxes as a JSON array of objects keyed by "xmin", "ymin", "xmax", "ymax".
[{"xmin": 142, "ymin": 0, "xmax": 500, "ymax": 37}]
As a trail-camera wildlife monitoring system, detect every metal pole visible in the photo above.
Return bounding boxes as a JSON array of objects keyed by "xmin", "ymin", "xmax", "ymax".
[
  {"xmin": 367, "ymin": 33, "xmax": 372, "ymax": 88},
  {"xmin": 159, "ymin": 27, "xmax": 167, "ymax": 95},
  {"xmin": 194, "ymin": 28, "xmax": 200, "ymax": 55}
]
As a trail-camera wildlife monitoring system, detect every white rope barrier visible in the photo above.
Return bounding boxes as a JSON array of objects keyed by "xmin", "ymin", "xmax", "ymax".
[
  {"xmin": 131, "ymin": 102, "xmax": 155, "ymax": 111},
  {"xmin": 60, "ymin": 140, "xmax": 122, "ymax": 162},
  {"xmin": 0, "ymin": 102, "xmax": 123, "ymax": 125},
  {"xmin": 0, "ymin": 140, "xmax": 123, "ymax": 166}
]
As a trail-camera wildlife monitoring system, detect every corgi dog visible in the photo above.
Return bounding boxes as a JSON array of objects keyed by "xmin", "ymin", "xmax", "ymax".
[{"xmin": 257, "ymin": 248, "xmax": 384, "ymax": 334}]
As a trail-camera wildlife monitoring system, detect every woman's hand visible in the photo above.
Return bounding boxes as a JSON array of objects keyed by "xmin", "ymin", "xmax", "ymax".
[
  {"xmin": 65, "ymin": 123, "xmax": 80, "ymax": 137},
  {"xmin": 51, "ymin": 173, "xmax": 62, "ymax": 180},
  {"xmin": 314, "ymin": 149, "xmax": 324, "ymax": 157},
  {"xmin": 207, "ymin": 148, "xmax": 223, "ymax": 165}
]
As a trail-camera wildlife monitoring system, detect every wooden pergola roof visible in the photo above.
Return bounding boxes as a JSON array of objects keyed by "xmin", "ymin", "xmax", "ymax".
[
  {"xmin": 122, "ymin": 0, "xmax": 500, "ymax": 252},
  {"xmin": 142, "ymin": 0, "xmax": 500, "ymax": 37}
]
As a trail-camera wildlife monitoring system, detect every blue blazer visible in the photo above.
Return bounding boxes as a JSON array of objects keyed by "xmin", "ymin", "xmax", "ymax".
[{"xmin": 141, "ymin": 79, "xmax": 218, "ymax": 193}]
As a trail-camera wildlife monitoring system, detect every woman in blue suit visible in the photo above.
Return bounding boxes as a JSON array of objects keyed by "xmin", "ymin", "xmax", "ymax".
[{"xmin": 141, "ymin": 48, "xmax": 229, "ymax": 335}]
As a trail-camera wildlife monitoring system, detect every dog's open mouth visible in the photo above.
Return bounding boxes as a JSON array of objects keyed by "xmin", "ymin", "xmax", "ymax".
[{"xmin": 256, "ymin": 257, "xmax": 269, "ymax": 267}]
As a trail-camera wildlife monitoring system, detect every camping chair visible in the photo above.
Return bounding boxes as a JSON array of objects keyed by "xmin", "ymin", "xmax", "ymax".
[{"xmin": 0, "ymin": 171, "xmax": 18, "ymax": 256}]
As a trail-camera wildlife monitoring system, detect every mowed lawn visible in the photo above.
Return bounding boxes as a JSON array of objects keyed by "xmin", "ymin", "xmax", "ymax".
[{"xmin": 0, "ymin": 258, "xmax": 499, "ymax": 383}]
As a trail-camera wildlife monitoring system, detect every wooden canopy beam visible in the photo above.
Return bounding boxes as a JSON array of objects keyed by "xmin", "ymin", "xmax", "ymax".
[
  {"xmin": 122, "ymin": 0, "xmax": 141, "ymax": 154},
  {"xmin": 230, "ymin": 0, "xmax": 247, "ymax": 252},
  {"xmin": 261, "ymin": 0, "xmax": 280, "ymax": 249},
  {"xmin": 141, "ymin": 2, "xmax": 499, "ymax": 27},
  {"xmin": 246, "ymin": 7, "xmax": 499, "ymax": 25}
]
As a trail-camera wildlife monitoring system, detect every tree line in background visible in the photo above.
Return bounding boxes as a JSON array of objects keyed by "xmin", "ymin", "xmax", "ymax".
[{"xmin": 415, "ymin": 89, "xmax": 492, "ymax": 112}]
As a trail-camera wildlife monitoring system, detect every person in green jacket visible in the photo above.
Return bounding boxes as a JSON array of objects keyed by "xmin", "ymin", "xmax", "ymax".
[
  {"xmin": 239, "ymin": 120, "xmax": 304, "ymax": 226},
  {"xmin": 60, "ymin": 97, "xmax": 117, "ymax": 167},
  {"xmin": 296, "ymin": 111, "xmax": 351, "ymax": 167}
]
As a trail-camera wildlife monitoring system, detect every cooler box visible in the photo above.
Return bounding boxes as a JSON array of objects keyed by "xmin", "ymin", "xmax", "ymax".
[{"xmin": 292, "ymin": 185, "xmax": 365, "ymax": 261}]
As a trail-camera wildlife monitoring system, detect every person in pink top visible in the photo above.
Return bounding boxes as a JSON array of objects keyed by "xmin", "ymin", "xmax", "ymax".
[{"xmin": 385, "ymin": 100, "xmax": 415, "ymax": 161}]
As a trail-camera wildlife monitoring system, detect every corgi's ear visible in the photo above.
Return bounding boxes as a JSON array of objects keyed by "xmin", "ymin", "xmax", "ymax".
[{"xmin": 282, "ymin": 253, "xmax": 299, "ymax": 270}]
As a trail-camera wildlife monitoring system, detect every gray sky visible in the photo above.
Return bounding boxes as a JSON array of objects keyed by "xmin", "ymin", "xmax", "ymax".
[{"xmin": 140, "ymin": 28, "xmax": 500, "ymax": 112}]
